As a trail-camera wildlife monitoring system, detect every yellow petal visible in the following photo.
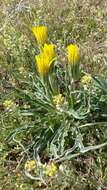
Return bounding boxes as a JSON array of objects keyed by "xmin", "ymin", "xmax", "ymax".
[
  {"xmin": 67, "ymin": 44, "xmax": 79, "ymax": 64},
  {"xmin": 32, "ymin": 26, "xmax": 48, "ymax": 45}
]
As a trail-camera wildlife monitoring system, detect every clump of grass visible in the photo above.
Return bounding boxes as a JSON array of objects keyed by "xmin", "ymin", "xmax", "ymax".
[{"xmin": 1, "ymin": 25, "xmax": 106, "ymax": 186}]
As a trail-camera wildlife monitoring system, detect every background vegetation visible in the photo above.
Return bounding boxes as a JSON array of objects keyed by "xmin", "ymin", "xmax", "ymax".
[{"xmin": 0, "ymin": 0, "xmax": 107, "ymax": 189}]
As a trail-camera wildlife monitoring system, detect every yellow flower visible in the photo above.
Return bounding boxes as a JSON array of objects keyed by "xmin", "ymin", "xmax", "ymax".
[
  {"xmin": 44, "ymin": 162, "xmax": 57, "ymax": 177},
  {"xmin": 25, "ymin": 160, "xmax": 36, "ymax": 172},
  {"xmin": 43, "ymin": 44, "xmax": 56, "ymax": 62},
  {"xmin": 32, "ymin": 26, "xmax": 48, "ymax": 45},
  {"xmin": 67, "ymin": 44, "xmax": 80, "ymax": 80},
  {"xmin": 35, "ymin": 44, "xmax": 56, "ymax": 75},
  {"xmin": 35, "ymin": 53, "xmax": 49, "ymax": 75},
  {"xmin": 81, "ymin": 74, "xmax": 92, "ymax": 85},
  {"xmin": 3, "ymin": 100, "xmax": 14, "ymax": 109},
  {"xmin": 53, "ymin": 94, "xmax": 64, "ymax": 106},
  {"xmin": 67, "ymin": 44, "xmax": 79, "ymax": 64}
]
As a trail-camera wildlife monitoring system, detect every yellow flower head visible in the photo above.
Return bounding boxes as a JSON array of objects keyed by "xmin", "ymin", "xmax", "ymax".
[
  {"xmin": 35, "ymin": 53, "xmax": 49, "ymax": 75},
  {"xmin": 35, "ymin": 43, "xmax": 56, "ymax": 75},
  {"xmin": 53, "ymin": 94, "xmax": 64, "ymax": 106},
  {"xmin": 25, "ymin": 160, "xmax": 36, "ymax": 172},
  {"xmin": 81, "ymin": 74, "xmax": 92, "ymax": 85},
  {"xmin": 44, "ymin": 162, "xmax": 57, "ymax": 177},
  {"xmin": 43, "ymin": 44, "xmax": 56, "ymax": 61},
  {"xmin": 3, "ymin": 100, "xmax": 14, "ymax": 109},
  {"xmin": 67, "ymin": 44, "xmax": 79, "ymax": 64},
  {"xmin": 32, "ymin": 26, "xmax": 48, "ymax": 45}
]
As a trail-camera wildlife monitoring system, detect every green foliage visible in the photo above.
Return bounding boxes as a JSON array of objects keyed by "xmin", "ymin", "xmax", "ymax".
[{"xmin": 1, "ymin": 26, "xmax": 106, "ymax": 186}]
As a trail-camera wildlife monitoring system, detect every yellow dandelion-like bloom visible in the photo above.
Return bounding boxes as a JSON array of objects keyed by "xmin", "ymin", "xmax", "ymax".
[
  {"xmin": 35, "ymin": 44, "xmax": 56, "ymax": 75},
  {"xmin": 53, "ymin": 94, "xmax": 64, "ymax": 106},
  {"xmin": 43, "ymin": 44, "xmax": 56, "ymax": 62},
  {"xmin": 3, "ymin": 100, "xmax": 14, "ymax": 109},
  {"xmin": 81, "ymin": 74, "xmax": 92, "ymax": 85},
  {"xmin": 32, "ymin": 26, "xmax": 48, "ymax": 45},
  {"xmin": 67, "ymin": 44, "xmax": 79, "ymax": 64},
  {"xmin": 44, "ymin": 162, "xmax": 57, "ymax": 177},
  {"xmin": 25, "ymin": 160, "xmax": 36, "ymax": 172},
  {"xmin": 35, "ymin": 53, "xmax": 49, "ymax": 75}
]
